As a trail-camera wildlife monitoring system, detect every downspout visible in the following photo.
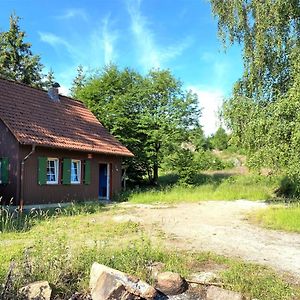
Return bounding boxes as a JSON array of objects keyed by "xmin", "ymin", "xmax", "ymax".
[{"xmin": 20, "ymin": 145, "xmax": 36, "ymax": 210}]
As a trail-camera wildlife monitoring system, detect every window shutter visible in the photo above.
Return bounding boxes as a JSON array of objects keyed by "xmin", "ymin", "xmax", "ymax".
[
  {"xmin": 84, "ymin": 160, "xmax": 91, "ymax": 185},
  {"xmin": 1, "ymin": 158, "xmax": 9, "ymax": 184},
  {"xmin": 38, "ymin": 157, "xmax": 47, "ymax": 185},
  {"xmin": 63, "ymin": 158, "xmax": 71, "ymax": 184}
]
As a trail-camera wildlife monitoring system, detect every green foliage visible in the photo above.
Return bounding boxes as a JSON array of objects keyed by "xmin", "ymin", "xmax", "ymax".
[
  {"xmin": 210, "ymin": 127, "xmax": 229, "ymax": 150},
  {"xmin": 0, "ymin": 13, "xmax": 44, "ymax": 87},
  {"xmin": 211, "ymin": 1, "xmax": 300, "ymax": 196},
  {"xmin": 165, "ymin": 149, "xmax": 197, "ymax": 185},
  {"xmin": 75, "ymin": 65, "xmax": 201, "ymax": 184},
  {"xmin": 210, "ymin": 0, "xmax": 299, "ymax": 101}
]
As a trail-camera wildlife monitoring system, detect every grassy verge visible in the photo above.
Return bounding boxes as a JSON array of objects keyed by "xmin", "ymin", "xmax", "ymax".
[
  {"xmin": 127, "ymin": 174, "xmax": 278, "ymax": 204},
  {"xmin": 250, "ymin": 204, "xmax": 300, "ymax": 232}
]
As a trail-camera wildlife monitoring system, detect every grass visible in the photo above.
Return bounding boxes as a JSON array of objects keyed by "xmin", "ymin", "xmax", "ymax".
[
  {"xmin": 0, "ymin": 202, "xmax": 299, "ymax": 299},
  {"xmin": 250, "ymin": 204, "xmax": 300, "ymax": 232},
  {"xmin": 127, "ymin": 174, "xmax": 279, "ymax": 204}
]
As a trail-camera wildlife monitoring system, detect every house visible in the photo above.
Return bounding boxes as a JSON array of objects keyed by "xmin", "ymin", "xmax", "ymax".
[{"xmin": 0, "ymin": 78, "xmax": 133, "ymax": 207}]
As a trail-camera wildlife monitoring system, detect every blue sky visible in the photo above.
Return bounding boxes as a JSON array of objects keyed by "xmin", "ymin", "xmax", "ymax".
[{"xmin": 0, "ymin": 0, "xmax": 243, "ymax": 135}]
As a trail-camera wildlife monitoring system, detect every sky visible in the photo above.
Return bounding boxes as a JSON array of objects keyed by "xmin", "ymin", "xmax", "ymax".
[{"xmin": 0, "ymin": 0, "xmax": 243, "ymax": 135}]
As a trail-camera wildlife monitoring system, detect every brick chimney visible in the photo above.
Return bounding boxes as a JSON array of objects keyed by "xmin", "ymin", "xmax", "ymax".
[{"xmin": 47, "ymin": 82, "xmax": 60, "ymax": 102}]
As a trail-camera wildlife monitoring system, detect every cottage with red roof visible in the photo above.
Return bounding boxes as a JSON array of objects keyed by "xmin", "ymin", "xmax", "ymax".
[{"xmin": 0, "ymin": 78, "xmax": 133, "ymax": 207}]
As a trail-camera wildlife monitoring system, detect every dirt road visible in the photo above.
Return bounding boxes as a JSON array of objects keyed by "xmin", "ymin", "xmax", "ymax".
[{"xmin": 119, "ymin": 201, "xmax": 300, "ymax": 278}]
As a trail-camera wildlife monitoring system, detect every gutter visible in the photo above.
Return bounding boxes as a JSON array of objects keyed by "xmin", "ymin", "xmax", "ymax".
[{"xmin": 20, "ymin": 144, "xmax": 36, "ymax": 210}]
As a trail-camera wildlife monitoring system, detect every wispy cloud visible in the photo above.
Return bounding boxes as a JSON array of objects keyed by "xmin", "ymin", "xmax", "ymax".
[
  {"xmin": 56, "ymin": 9, "xmax": 88, "ymax": 22},
  {"xmin": 127, "ymin": 0, "xmax": 191, "ymax": 71},
  {"xmin": 39, "ymin": 15, "xmax": 120, "ymax": 94},
  {"xmin": 101, "ymin": 16, "xmax": 118, "ymax": 64}
]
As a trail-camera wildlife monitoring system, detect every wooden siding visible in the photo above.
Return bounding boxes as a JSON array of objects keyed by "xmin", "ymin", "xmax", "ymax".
[
  {"xmin": 20, "ymin": 145, "xmax": 122, "ymax": 205},
  {"xmin": 0, "ymin": 119, "xmax": 20, "ymax": 205}
]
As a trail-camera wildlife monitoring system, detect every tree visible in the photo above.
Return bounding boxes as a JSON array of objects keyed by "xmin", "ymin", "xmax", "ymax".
[
  {"xmin": 44, "ymin": 68, "xmax": 55, "ymax": 89},
  {"xmin": 70, "ymin": 65, "xmax": 86, "ymax": 96},
  {"xmin": 211, "ymin": 0, "xmax": 300, "ymax": 195},
  {"xmin": 210, "ymin": 0, "xmax": 299, "ymax": 101},
  {"xmin": 210, "ymin": 127, "xmax": 228, "ymax": 150},
  {"xmin": 75, "ymin": 65, "xmax": 201, "ymax": 184},
  {"xmin": 0, "ymin": 13, "xmax": 44, "ymax": 87}
]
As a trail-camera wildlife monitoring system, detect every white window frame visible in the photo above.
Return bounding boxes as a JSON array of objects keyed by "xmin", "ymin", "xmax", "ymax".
[
  {"xmin": 46, "ymin": 158, "xmax": 59, "ymax": 184},
  {"xmin": 71, "ymin": 159, "xmax": 81, "ymax": 184}
]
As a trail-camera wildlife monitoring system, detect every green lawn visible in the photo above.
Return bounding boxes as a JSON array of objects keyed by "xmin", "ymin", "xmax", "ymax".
[
  {"xmin": 127, "ymin": 174, "xmax": 278, "ymax": 204},
  {"xmin": 250, "ymin": 204, "xmax": 300, "ymax": 232}
]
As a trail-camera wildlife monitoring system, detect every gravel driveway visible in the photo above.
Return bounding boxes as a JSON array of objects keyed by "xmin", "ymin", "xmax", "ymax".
[{"xmin": 119, "ymin": 200, "xmax": 300, "ymax": 278}]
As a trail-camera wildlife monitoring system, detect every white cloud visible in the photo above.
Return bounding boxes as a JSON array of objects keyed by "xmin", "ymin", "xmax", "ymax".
[
  {"xmin": 189, "ymin": 86, "xmax": 224, "ymax": 136},
  {"xmin": 127, "ymin": 0, "xmax": 191, "ymax": 71},
  {"xmin": 56, "ymin": 9, "xmax": 88, "ymax": 21}
]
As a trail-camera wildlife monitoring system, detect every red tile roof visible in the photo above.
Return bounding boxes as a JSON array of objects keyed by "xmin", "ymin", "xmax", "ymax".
[{"xmin": 0, "ymin": 78, "xmax": 133, "ymax": 157}]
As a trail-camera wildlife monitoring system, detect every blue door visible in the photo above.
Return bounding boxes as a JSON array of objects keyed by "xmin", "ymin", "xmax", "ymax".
[{"xmin": 99, "ymin": 164, "xmax": 108, "ymax": 199}]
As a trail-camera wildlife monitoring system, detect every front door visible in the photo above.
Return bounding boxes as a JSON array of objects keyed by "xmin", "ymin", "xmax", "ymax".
[{"xmin": 99, "ymin": 163, "xmax": 109, "ymax": 199}]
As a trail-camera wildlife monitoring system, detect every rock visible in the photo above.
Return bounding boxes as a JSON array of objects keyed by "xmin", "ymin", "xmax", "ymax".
[
  {"xmin": 155, "ymin": 272, "xmax": 188, "ymax": 295},
  {"xmin": 189, "ymin": 272, "xmax": 218, "ymax": 286},
  {"xmin": 147, "ymin": 262, "xmax": 165, "ymax": 279},
  {"xmin": 19, "ymin": 281, "xmax": 52, "ymax": 300},
  {"xmin": 90, "ymin": 262, "xmax": 157, "ymax": 299},
  {"xmin": 92, "ymin": 271, "xmax": 136, "ymax": 300},
  {"xmin": 206, "ymin": 286, "xmax": 244, "ymax": 300}
]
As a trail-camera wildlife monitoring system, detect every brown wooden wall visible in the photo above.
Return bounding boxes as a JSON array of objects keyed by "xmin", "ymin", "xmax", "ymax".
[
  {"xmin": 20, "ymin": 145, "xmax": 123, "ymax": 205},
  {"xmin": 0, "ymin": 120, "xmax": 20, "ymax": 205}
]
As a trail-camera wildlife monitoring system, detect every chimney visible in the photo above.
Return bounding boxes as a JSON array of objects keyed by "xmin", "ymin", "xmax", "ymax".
[{"xmin": 48, "ymin": 82, "xmax": 60, "ymax": 102}]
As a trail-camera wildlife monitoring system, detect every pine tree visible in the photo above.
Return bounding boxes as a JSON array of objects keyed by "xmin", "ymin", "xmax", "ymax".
[
  {"xmin": 44, "ymin": 68, "xmax": 56, "ymax": 89},
  {"xmin": 70, "ymin": 65, "xmax": 85, "ymax": 96},
  {"xmin": 0, "ymin": 13, "xmax": 44, "ymax": 87}
]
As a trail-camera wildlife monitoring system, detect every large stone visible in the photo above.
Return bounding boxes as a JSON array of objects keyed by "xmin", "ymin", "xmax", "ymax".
[
  {"xmin": 19, "ymin": 281, "xmax": 52, "ymax": 300},
  {"xmin": 206, "ymin": 286, "xmax": 244, "ymax": 300},
  {"xmin": 155, "ymin": 272, "xmax": 188, "ymax": 295},
  {"xmin": 90, "ymin": 262, "xmax": 157, "ymax": 299}
]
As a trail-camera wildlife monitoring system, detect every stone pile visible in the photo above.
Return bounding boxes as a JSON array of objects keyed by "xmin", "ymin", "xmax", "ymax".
[{"xmin": 19, "ymin": 262, "xmax": 246, "ymax": 300}]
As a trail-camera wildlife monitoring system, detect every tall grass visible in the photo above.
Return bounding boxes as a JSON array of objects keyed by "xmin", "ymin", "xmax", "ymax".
[
  {"xmin": 250, "ymin": 204, "xmax": 300, "ymax": 232},
  {"xmin": 127, "ymin": 174, "xmax": 278, "ymax": 204},
  {"xmin": 0, "ymin": 202, "xmax": 105, "ymax": 233}
]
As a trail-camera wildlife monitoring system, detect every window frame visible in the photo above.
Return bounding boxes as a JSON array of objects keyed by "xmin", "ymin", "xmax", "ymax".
[
  {"xmin": 71, "ymin": 159, "xmax": 81, "ymax": 184},
  {"xmin": 46, "ymin": 158, "xmax": 59, "ymax": 185}
]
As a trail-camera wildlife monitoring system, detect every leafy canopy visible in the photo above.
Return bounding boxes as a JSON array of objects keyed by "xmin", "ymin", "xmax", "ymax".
[{"xmin": 75, "ymin": 65, "xmax": 201, "ymax": 184}]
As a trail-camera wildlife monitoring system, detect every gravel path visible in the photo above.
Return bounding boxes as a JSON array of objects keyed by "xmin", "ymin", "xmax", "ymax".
[{"xmin": 120, "ymin": 200, "xmax": 300, "ymax": 278}]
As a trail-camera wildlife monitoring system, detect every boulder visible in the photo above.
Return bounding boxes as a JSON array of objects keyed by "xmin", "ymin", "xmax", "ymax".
[
  {"xmin": 206, "ymin": 286, "xmax": 244, "ymax": 300},
  {"xmin": 155, "ymin": 272, "xmax": 188, "ymax": 295},
  {"xmin": 19, "ymin": 281, "xmax": 52, "ymax": 300},
  {"xmin": 90, "ymin": 262, "xmax": 157, "ymax": 300}
]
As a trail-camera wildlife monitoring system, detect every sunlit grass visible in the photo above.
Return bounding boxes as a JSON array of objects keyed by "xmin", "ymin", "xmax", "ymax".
[
  {"xmin": 128, "ymin": 174, "xmax": 278, "ymax": 204},
  {"xmin": 250, "ymin": 204, "xmax": 300, "ymax": 232}
]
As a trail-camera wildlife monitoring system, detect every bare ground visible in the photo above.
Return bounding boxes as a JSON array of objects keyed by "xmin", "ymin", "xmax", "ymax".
[{"xmin": 117, "ymin": 200, "xmax": 300, "ymax": 279}]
